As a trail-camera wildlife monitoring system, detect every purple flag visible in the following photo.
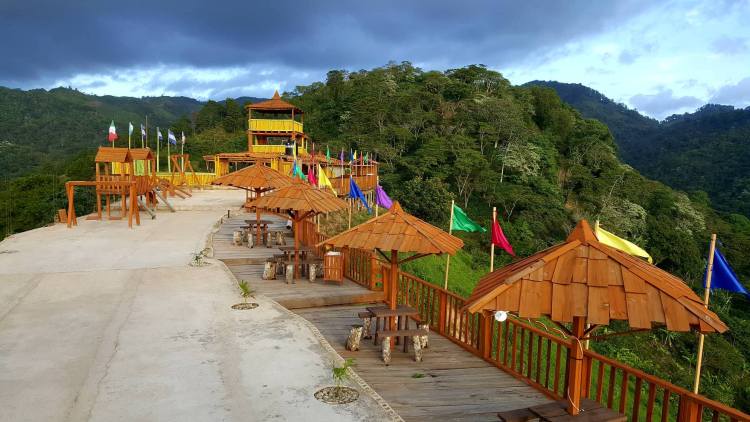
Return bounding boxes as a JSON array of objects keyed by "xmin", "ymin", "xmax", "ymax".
[{"xmin": 375, "ymin": 185, "xmax": 392, "ymax": 209}]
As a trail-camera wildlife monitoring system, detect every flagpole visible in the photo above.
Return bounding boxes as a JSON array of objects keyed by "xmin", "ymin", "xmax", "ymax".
[
  {"xmin": 444, "ymin": 199, "xmax": 455, "ymax": 289},
  {"xmin": 375, "ymin": 176, "xmax": 380, "ymax": 217},
  {"xmin": 490, "ymin": 207, "xmax": 496, "ymax": 272},
  {"xmin": 156, "ymin": 130, "xmax": 160, "ymax": 173},
  {"xmin": 348, "ymin": 161, "xmax": 353, "ymax": 230},
  {"xmin": 167, "ymin": 141, "xmax": 171, "ymax": 173},
  {"xmin": 693, "ymin": 233, "xmax": 717, "ymax": 394}
]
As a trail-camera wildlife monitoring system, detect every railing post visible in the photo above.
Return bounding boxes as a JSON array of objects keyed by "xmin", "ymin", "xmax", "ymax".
[
  {"xmin": 438, "ymin": 291, "xmax": 447, "ymax": 335},
  {"xmin": 481, "ymin": 311, "xmax": 492, "ymax": 360},
  {"xmin": 677, "ymin": 395, "xmax": 701, "ymax": 422},
  {"xmin": 369, "ymin": 252, "xmax": 378, "ymax": 291}
]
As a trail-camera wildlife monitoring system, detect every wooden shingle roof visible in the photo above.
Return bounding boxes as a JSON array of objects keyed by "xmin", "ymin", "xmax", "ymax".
[
  {"xmin": 129, "ymin": 148, "xmax": 154, "ymax": 161},
  {"xmin": 463, "ymin": 220, "xmax": 727, "ymax": 334},
  {"xmin": 317, "ymin": 202, "xmax": 464, "ymax": 255},
  {"xmin": 245, "ymin": 182, "xmax": 348, "ymax": 214},
  {"xmin": 247, "ymin": 91, "xmax": 302, "ymax": 113},
  {"xmin": 95, "ymin": 147, "xmax": 132, "ymax": 163},
  {"xmin": 211, "ymin": 164, "xmax": 292, "ymax": 190}
]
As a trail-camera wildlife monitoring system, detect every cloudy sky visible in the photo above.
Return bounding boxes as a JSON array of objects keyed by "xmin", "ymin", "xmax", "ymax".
[{"xmin": 1, "ymin": 0, "xmax": 748, "ymax": 119}]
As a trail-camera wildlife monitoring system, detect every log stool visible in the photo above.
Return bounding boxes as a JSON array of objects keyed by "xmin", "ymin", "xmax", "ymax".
[{"xmin": 346, "ymin": 325, "xmax": 363, "ymax": 351}]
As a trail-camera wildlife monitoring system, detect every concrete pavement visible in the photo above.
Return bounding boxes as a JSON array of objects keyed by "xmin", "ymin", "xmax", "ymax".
[{"xmin": 0, "ymin": 190, "xmax": 397, "ymax": 421}]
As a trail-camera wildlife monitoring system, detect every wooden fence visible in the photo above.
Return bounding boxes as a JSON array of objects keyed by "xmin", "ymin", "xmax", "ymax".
[{"xmin": 296, "ymin": 218, "xmax": 749, "ymax": 421}]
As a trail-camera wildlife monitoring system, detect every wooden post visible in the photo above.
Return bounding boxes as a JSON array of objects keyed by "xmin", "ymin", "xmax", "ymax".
[
  {"xmin": 481, "ymin": 311, "xmax": 492, "ymax": 360},
  {"xmin": 693, "ymin": 233, "xmax": 717, "ymax": 394},
  {"xmin": 438, "ymin": 291, "xmax": 447, "ymax": 335},
  {"xmin": 375, "ymin": 176, "xmax": 380, "ymax": 218},
  {"xmin": 255, "ymin": 188, "xmax": 263, "ymax": 247},
  {"xmin": 566, "ymin": 316, "xmax": 586, "ymax": 415},
  {"xmin": 490, "ymin": 206, "xmax": 496, "ymax": 272},
  {"xmin": 293, "ymin": 213, "xmax": 300, "ymax": 279},
  {"xmin": 369, "ymin": 253, "xmax": 378, "ymax": 290},
  {"xmin": 443, "ymin": 199, "xmax": 455, "ymax": 289},
  {"xmin": 390, "ymin": 250, "xmax": 398, "ymax": 310}
]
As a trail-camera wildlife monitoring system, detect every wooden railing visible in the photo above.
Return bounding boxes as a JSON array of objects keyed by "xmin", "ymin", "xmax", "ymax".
[
  {"xmin": 329, "ymin": 174, "xmax": 378, "ymax": 196},
  {"xmin": 392, "ymin": 269, "xmax": 750, "ymax": 422},
  {"xmin": 296, "ymin": 218, "xmax": 381, "ymax": 291},
  {"xmin": 295, "ymin": 215, "xmax": 749, "ymax": 421}
]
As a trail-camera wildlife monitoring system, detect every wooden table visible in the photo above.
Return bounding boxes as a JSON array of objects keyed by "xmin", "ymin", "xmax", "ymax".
[
  {"xmin": 244, "ymin": 219, "xmax": 273, "ymax": 246},
  {"xmin": 278, "ymin": 245, "xmax": 315, "ymax": 277},
  {"xmin": 367, "ymin": 305, "xmax": 420, "ymax": 351}
]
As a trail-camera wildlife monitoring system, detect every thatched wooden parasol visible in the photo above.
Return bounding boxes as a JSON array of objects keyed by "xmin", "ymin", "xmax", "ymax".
[
  {"xmin": 212, "ymin": 164, "xmax": 293, "ymax": 245},
  {"xmin": 246, "ymin": 182, "xmax": 348, "ymax": 278},
  {"xmin": 317, "ymin": 201, "xmax": 463, "ymax": 311},
  {"xmin": 462, "ymin": 219, "xmax": 727, "ymax": 415}
]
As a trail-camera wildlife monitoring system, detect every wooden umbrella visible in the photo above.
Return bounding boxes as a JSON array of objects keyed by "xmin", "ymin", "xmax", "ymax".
[
  {"xmin": 212, "ymin": 164, "xmax": 293, "ymax": 245},
  {"xmin": 462, "ymin": 219, "xmax": 727, "ymax": 416},
  {"xmin": 316, "ymin": 201, "xmax": 464, "ymax": 311},
  {"xmin": 245, "ymin": 182, "xmax": 348, "ymax": 278}
]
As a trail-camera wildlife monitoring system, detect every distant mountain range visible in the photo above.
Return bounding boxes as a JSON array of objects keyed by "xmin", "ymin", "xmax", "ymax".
[
  {"xmin": 0, "ymin": 86, "xmax": 263, "ymax": 178},
  {"xmin": 528, "ymin": 81, "xmax": 750, "ymax": 218}
]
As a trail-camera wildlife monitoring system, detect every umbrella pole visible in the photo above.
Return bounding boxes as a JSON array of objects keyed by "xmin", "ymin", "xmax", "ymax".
[
  {"xmin": 255, "ymin": 188, "xmax": 262, "ymax": 246},
  {"xmin": 294, "ymin": 214, "xmax": 300, "ymax": 279},
  {"xmin": 566, "ymin": 316, "xmax": 586, "ymax": 415},
  {"xmin": 390, "ymin": 250, "xmax": 398, "ymax": 310}
]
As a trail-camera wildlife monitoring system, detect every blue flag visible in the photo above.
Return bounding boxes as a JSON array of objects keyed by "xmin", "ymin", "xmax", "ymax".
[
  {"xmin": 167, "ymin": 130, "xmax": 177, "ymax": 145},
  {"xmin": 705, "ymin": 248, "xmax": 748, "ymax": 295},
  {"xmin": 348, "ymin": 177, "xmax": 371, "ymax": 213}
]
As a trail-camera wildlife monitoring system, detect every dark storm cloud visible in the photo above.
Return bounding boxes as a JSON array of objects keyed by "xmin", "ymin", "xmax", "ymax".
[{"xmin": 0, "ymin": 0, "xmax": 654, "ymax": 87}]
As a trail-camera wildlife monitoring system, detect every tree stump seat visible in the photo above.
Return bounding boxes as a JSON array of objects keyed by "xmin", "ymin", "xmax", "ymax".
[
  {"xmin": 375, "ymin": 329, "xmax": 428, "ymax": 362},
  {"xmin": 358, "ymin": 311, "xmax": 374, "ymax": 339}
]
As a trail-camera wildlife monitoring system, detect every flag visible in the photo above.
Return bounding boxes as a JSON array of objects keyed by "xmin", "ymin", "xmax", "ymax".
[
  {"xmin": 491, "ymin": 219, "xmax": 515, "ymax": 256},
  {"xmin": 595, "ymin": 222, "xmax": 653, "ymax": 263},
  {"xmin": 157, "ymin": 127, "xmax": 163, "ymax": 143},
  {"xmin": 354, "ymin": 150, "xmax": 358, "ymax": 161},
  {"xmin": 706, "ymin": 248, "xmax": 748, "ymax": 295},
  {"xmin": 140, "ymin": 123, "xmax": 146, "ymax": 139},
  {"xmin": 340, "ymin": 149, "xmax": 344, "ymax": 162},
  {"xmin": 307, "ymin": 167, "xmax": 318, "ymax": 186},
  {"xmin": 108, "ymin": 121, "xmax": 118, "ymax": 142},
  {"xmin": 326, "ymin": 145, "xmax": 330, "ymax": 163},
  {"xmin": 349, "ymin": 177, "xmax": 371, "ymax": 213},
  {"xmin": 128, "ymin": 122, "xmax": 134, "ymax": 136},
  {"xmin": 375, "ymin": 184, "xmax": 392, "ymax": 209},
  {"xmin": 364, "ymin": 152, "xmax": 369, "ymax": 164},
  {"xmin": 317, "ymin": 164, "xmax": 337, "ymax": 195},
  {"xmin": 291, "ymin": 160, "xmax": 305, "ymax": 179},
  {"xmin": 167, "ymin": 130, "xmax": 177, "ymax": 145},
  {"xmin": 451, "ymin": 204, "xmax": 486, "ymax": 232},
  {"xmin": 180, "ymin": 131, "xmax": 186, "ymax": 145},
  {"xmin": 317, "ymin": 165, "xmax": 333, "ymax": 190}
]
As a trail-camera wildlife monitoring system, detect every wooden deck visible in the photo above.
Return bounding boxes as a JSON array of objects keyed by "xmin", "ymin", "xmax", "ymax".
[
  {"xmin": 296, "ymin": 305, "xmax": 552, "ymax": 422},
  {"xmin": 214, "ymin": 213, "xmax": 385, "ymax": 308}
]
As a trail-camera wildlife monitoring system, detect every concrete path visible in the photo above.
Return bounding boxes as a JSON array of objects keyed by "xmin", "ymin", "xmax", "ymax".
[{"xmin": 0, "ymin": 190, "xmax": 397, "ymax": 422}]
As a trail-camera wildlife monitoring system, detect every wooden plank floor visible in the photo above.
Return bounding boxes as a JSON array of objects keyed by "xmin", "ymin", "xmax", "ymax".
[
  {"xmin": 296, "ymin": 305, "xmax": 552, "ymax": 422},
  {"xmin": 215, "ymin": 213, "xmax": 385, "ymax": 309},
  {"xmin": 212, "ymin": 213, "xmax": 290, "ymax": 263}
]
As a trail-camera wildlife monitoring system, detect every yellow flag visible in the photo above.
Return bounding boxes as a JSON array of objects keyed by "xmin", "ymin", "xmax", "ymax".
[
  {"xmin": 317, "ymin": 164, "xmax": 337, "ymax": 195},
  {"xmin": 595, "ymin": 222, "xmax": 653, "ymax": 263}
]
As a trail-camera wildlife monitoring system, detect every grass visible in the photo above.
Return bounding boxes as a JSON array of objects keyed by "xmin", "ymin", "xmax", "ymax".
[{"xmin": 401, "ymin": 250, "xmax": 486, "ymax": 297}]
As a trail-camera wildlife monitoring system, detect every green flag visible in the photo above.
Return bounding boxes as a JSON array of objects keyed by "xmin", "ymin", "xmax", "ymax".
[
  {"xmin": 326, "ymin": 145, "xmax": 330, "ymax": 163},
  {"xmin": 452, "ymin": 204, "xmax": 486, "ymax": 232}
]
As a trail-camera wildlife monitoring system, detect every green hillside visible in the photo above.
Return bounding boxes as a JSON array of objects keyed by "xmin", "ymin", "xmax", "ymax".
[{"xmin": 530, "ymin": 81, "xmax": 750, "ymax": 218}]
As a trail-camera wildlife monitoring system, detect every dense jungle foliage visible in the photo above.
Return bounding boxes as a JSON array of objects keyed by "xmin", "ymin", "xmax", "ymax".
[
  {"xmin": 1, "ymin": 63, "xmax": 748, "ymax": 410},
  {"xmin": 533, "ymin": 81, "xmax": 750, "ymax": 219}
]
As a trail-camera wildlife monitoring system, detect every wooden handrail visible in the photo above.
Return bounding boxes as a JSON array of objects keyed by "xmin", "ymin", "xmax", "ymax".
[{"xmin": 299, "ymin": 216, "xmax": 750, "ymax": 421}]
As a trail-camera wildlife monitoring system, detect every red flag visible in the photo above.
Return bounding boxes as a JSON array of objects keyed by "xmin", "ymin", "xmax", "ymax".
[{"xmin": 491, "ymin": 219, "xmax": 515, "ymax": 256}]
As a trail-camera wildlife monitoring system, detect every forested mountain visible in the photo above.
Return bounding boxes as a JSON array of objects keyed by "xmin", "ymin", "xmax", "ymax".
[
  {"xmin": 530, "ymin": 81, "xmax": 750, "ymax": 218},
  {"xmin": 1, "ymin": 65, "xmax": 749, "ymax": 410},
  {"xmin": 0, "ymin": 87, "xmax": 264, "ymax": 179}
]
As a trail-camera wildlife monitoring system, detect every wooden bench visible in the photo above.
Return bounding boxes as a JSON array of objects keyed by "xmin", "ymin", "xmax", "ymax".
[{"xmin": 376, "ymin": 328, "xmax": 429, "ymax": 363}]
